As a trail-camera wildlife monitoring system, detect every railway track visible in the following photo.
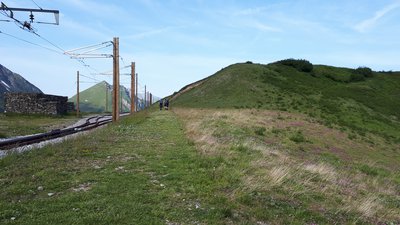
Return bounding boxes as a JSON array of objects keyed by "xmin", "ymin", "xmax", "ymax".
[{"xmin": 0, "ymin": 114, "xmax": 117, "ymax": 150}]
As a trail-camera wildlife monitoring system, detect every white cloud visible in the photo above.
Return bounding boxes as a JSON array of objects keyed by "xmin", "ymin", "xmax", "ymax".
[
  {"xmin": 354, "ymin": 1, "xmax": 400, "ymax": 32},
  {"xmin": 60, "ymin": 16, "xmax": 110, "ymax": 41},
  {"xmin": 54, "ymin": 0, "xmax": 130, "ymax": 21},
  {"xmin": 249, "ymin": 20, "xmax": 281, "ymax": 32},
  {"xmin": 123, "ymin": 25, "xmax": 186, "ymax": 40},
  {"xmin": 234, "ymin": 7, "xmax": 267, "ymax": 16}
]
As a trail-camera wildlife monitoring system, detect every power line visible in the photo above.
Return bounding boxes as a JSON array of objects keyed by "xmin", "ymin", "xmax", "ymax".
[
  {"xmin": 80, "ymin": 73, "xmax": 101, "ymax": 82},
  {"xmin": 30, "ymin": 0, "xmax": 43, "ymax": 10},
  {"xmin": 120, "ymin": 56, "xmax": 127, "ymax": 68},
  {"xmin": 0, "ymin": 29, "xmax": 62, "ymax": 54},
  {"xmin": 0, "ymin": 29, "xmax": 105, "ymax": 82},
  {"xmin": 31, "ymin": 30, "xmax": 65, "ymax": 52}
]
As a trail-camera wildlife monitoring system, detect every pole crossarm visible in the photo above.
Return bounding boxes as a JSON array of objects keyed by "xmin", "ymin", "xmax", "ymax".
[
  {"xmin": 64, "ymin": 42, "xmax": 112, "ymax": 54},
  {"xmin": 65, "ymin": 54, "xmax": 113, "ymax": 59},
  {"xmin": 1, "ymin": 2, "xmax": 59, "ymax": 26},
  {"xmin": 89, "ymin": 65, "xmax": 130, "ymax": 76},
  {"xmin": 64, "ymin": 41, "xmax": 113, "ymax": 59}
]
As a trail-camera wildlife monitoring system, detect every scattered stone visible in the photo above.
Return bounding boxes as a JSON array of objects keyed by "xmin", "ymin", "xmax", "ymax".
[
  {"xmin": 94, "ymin": 165, "xmax": 101, "ymax": 169},
  {"xmin": 37, "ymin": 186, "xmax": 44, "ymax": 191},
  {"xmin": 72, "ymin": 183, "xmax": 92, "ymax": 192},
  {"xmin": 160, "ymin": 183, "xmax": 165, "ymax": 188},
  {"xmin": 115, "ymin": 166, "xmax": 125, "ymax": 172},
  {"xmin": 195, "ymin": 202, "xmax": 201, "ymax": 209},
  {"xmin": 256, "ymin": 222, "xmax": 268, "ymax": 225},
  {"xmin": 151, "ymin": 179, "xmax": 159, "ymax": 184},
  {"xmin": 72, "ymin": 208, "xmax": 80, "ymax": 211},
  {"xmin": 47, "ymin": 193, "xmax": 55, "ymax": 197},
  {"xmin": 11, "ymin": 217, "xmax": 16, "ymax": 221}
]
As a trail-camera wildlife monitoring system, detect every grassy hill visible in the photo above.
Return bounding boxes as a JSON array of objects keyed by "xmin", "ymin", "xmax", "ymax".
[
  {"xmin": 69, "ymin": 81, "xmax": 131, "ymax": 113},
  {"xmin": 172, "ymin": 60, "xmax": 400, "ymax": 143},
  {"xmin": 1, "ymin": 60, "xmax": 399, "ymax": 224}
]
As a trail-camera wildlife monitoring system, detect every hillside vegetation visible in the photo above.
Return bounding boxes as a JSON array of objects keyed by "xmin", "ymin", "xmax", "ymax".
[
  {"xmin": 173, "ymin": 60, "xmax": 400, "ymax": 143},
  {"xmin": 1, "ymin": 109, "xmax": 399, "ymax": 224},
  {"xmin": 1, "ymin": 60, "xmax": 399, "ymax": 224}
]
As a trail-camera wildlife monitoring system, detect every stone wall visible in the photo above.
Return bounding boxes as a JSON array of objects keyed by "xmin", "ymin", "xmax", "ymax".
[{"xmin": 4, "ymin": 93, "xmax": 74, "ymax": 115}]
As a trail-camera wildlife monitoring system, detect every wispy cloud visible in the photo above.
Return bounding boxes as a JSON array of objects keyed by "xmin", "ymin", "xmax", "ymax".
[
  {"xmin": 354, "ymin": 1, "xmax": 400, "ymax": 32},
  {"xmin": 234, "ymin": 7, "xmax": 267, "ymax": 16},
  {"xmin": 61, "ymin": 16, "xmax": 110, "ymax": 41},
  {"xmin": 124, "ymin": 25, "xmax": 186, "ymax": 40},
  {"xmin": 248, "ymin": 20, "xmax": 281, "ymax": 32},
  {"xmin": 57, "ymin": 0, "xmax": 129, "ymax": 19}
]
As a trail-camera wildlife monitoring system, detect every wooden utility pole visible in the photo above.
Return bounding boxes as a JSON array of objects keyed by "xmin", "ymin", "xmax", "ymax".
[
  {"xmin": 105, "ymin": 83, "xmax": 108, "ymax": 112},
  {"xmin": 150, "ymin": 93, "xmax": 153, "ymax": 105},
  {"xmin": 119, "ymin": 89, "xmax": 122, "ymax": 113},
  {"xmin": 144, "ymin": 85, "xmax": 147, "ymax": 108},
  {"xmin": 76, "ymin": 71, "xmax": 80, "ymax": 117},
  {"xmin": 131, "ymin": 62, "xmax": 135, "ymax": 113},
  {"xmin": 135, "ymin": 73, "xmax": 138, "ymax": 111},
  {"xmin": 112, "ymin": 37, "xmax": 120, "ymax": 122}
]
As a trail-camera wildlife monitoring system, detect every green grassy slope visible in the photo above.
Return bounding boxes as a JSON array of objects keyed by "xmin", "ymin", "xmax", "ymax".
[
  {"xmin": 69, "ymin": 81, "xmax": 131, "ymax": 113},
  {"xmin": 1, "ymin": 109, "xmax": 398, "ymax": 224},
  {"xmin": 172, "ymin": 62, "xmax": 400, "ymax": 142}
]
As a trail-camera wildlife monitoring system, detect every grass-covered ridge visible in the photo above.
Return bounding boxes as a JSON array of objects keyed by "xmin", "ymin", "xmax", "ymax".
[
  {"xmin": 1, "ymin": 109, "xmax": 398, "ymax": 224},
  {"xmin": 172, "ymin": 61, "xmax": 400, "ymax": 142}
]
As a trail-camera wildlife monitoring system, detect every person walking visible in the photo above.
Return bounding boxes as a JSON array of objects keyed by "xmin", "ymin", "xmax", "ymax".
[
  {"xmin": 164, "ymin": 99, "xmax": 169, "ymax": 110},
  {"xmin": 159, "ymin": 99, "xmax": 163, "ymax": 110}
]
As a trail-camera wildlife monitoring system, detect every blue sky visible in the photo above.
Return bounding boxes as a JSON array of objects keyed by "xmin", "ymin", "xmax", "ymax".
[{"xmin": 1, "ymin": 0, "xmax": 400, "ymax": 98}]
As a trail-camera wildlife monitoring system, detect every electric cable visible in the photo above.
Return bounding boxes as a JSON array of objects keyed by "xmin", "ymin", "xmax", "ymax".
[
  {"xmin": 30, "ymin": 0, "xmax": 43, "ymax": 10},
  {"xmin": 31, "ymin": 30, "xmax": 65, "ymax": 52},
  {"xmin": 80, "ymin": 73, "xmax": 101, "ymax": 82},
  {"xmin": 0, "ymin": 29, "xmax": 63, "ymax": 54}
]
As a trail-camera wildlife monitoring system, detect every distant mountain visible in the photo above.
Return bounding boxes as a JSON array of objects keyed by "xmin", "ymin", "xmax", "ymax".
[
  {"xmin": 0, "ymin": 64, "xmax": 43, "ymax": 112},
  {"xmin": 69, "ymin": 81, "xmax": 133, "ymax": 113}
]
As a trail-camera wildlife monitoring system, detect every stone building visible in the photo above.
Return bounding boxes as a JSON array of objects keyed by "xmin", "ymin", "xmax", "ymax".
[{"xmin": 4, "ymin": 93, "xmax": 74, "ymax": 115}]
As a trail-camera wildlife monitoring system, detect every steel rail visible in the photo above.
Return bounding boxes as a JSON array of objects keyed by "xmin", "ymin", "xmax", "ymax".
[{"xmin": 0, "ymin": 115, "xmax": 113, "ymax": 150}]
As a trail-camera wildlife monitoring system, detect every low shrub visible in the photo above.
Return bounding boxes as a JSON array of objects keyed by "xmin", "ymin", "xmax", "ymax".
[
  {"xmin": 350, "ymin": 67, "xmax": 373, "ymax": 82},
  {"xmin": 276, "ymin": 59, "xmax": 313, "ymax": 72},
  {"xmin": 254, "ymin": 127, "xmax": 266, "ymax": 136},
  {"xmin": 289, "ymin": 130, "xmax": 306, "ymax": 143},
  {"xmin": 355, "ymin": 67, "xmax": 373, "ymax": 78}
]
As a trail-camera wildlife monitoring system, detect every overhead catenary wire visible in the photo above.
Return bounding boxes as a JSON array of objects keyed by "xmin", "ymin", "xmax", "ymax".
[
  {"xmin": 64, "ymin": 41, "xmax": 113, "ymax": 59},
  {"xmin": 79, "ymin": 73, "xmax": 101, "ymax": 82},
  {"xmin": 1, "ymin": 11, "xmax": 143, "ymax": 100},
  {"xmin": 77, "ymin": 43, "xmax": 113, "ymax": 55},
  {"xmin": 0, "ymin": 3, "xmax": 136, "ymax": 104},
  {"xmin": 65, "ymin": 41, "xmax": 112, "ymax": 54},
  {"xmin": 31, "ymin": 30, "xmax": 65, "ymax": 52},
  {"xmin": 30, "ymin": 0, "xmax": 43, "ymax": 10},
  {"xmin": 0, "ymin": 29, "xmax": 105, "ymax": 83},
  {"xmin": 0, "ymin": 29, "xmax": 62, "ymax": 54},
  {"xmin": 3, "ymin": 17, "xmax": 111, "ymax": 75}
]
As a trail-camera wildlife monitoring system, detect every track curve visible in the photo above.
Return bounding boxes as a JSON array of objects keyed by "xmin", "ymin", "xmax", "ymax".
[{"xmin": 0, "ymin": 114, "xmax": 119, "ymax": 150}]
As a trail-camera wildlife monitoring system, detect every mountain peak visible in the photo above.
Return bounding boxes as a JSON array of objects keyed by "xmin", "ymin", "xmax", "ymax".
[{"xmin": 1, "ymin": 64, "xmax": 43, "ymax": 112}]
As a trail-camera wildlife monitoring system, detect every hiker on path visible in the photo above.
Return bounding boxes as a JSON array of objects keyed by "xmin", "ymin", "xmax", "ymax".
[
  {"xmin": 164, "ymin": 99, "xmax": 169, "ymax": 110},
  {"xmin": 159, "ymin": 99, "xmax": 164, "ymax": 110}
]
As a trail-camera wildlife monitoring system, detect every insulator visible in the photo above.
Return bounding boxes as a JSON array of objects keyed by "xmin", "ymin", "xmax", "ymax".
[{"xmin": 29, "ymin": 12, "xmax": 34, "ymax": 23}]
